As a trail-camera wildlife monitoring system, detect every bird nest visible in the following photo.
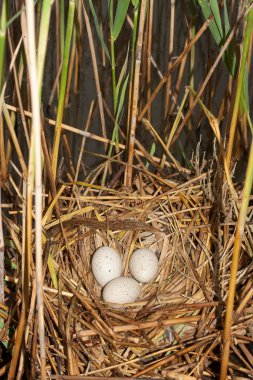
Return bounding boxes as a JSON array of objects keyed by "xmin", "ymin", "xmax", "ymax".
[
  {"xmin": 36, "ymin": 167, "xmax": 252, "ymax": 379},
  {"xmin": 3, "ymin": 164, "xmax": 253, "ymax": 379}
]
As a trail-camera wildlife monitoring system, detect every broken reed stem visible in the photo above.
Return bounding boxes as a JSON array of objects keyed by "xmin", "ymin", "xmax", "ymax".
[
  {"xmin": 126, "ymin": 0, "xmax": 147, "ymax": 187},
  {"xmin": 25, "ymin": 0, "xmax": 46, "ymax": 378},
  {"xmin": 77, "ymin": 314, "xmax": 202, "ymax": 338}
]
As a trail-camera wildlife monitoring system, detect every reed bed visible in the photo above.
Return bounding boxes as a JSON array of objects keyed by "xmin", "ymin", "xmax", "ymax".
[{"xmin": 0, "ymin": 1, "xmax": 253, "ymax": 379}]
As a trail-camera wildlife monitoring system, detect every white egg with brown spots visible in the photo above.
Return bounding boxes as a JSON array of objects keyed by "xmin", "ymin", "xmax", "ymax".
[
  {"xmin": 102, "ymin": 277, "xmax": 141, "ymax": 305},
  {"xmin": 129, "ymin": 248, "xmax": 159, "ymax": 283},
  {"xmin": 91, "ymin": 246, "xmax": 122, "ymax": 287}
]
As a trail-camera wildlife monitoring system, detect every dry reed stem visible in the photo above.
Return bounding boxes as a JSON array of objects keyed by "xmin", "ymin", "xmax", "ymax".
[
  {"xmin": 2, "ymin": 103, "xmax": 28, "ymax": 178},
  {"xmin": 138, "ymin": 18, "xmax": 211, "ymax": 122},
  {"xmin": 0, "ymin": 186, "xmax": 4, "ymax": 302},
  {"xmin": 82, "ymin": 0, "xmax": 107, "ymax": 147},
  {"xmin": 77, "ymin": 315, "xmax": 203, "ymax": 338},
  {"xmin": 5, "ymin": 27, "xmax": 31, "ymax": 380},
  {"xmin": 5, "ymin": 103, "xmax": 174, "ymax": 172},
  {"xmin": 7, "ymin": 31, "xmax": 30, "ymax": 147},
  {"xmin": 51, "ymin": 377, "xmax": 161, "ymax": 380},
  {"xmin": 164, "ymin": 0, "xmax": 175, "ymax": 123},
  {"xmin": 126, "ymin": 0, "xmax": 147, "ymax": 187},
  {"xmin": 147, "ymin": 0, "xmax": 153, "ymax": 122},
  {"xmin": 126, "ymin": 13, "xmax": 184, "ymax": 118},
  {"xmin": 25, "ymin": 1, "xmax": 46, "ymax": 378}
]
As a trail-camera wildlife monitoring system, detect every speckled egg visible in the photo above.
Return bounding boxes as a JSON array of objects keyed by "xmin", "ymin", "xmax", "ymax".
[
  {"xmin": 129, "ymin": 248, "xmax": 159, "ymax": 283},
  {"xmin": 102, "ymin": 277, "xmax": 141, "ymax": 305},
  {"xmin": 91, "ymin": 246, "xmax": 122, "ymax": 287}
]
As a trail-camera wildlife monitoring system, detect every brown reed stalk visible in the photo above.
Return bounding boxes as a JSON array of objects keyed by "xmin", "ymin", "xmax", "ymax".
[
  {"xmin": 74, "ymin": 100, "xmax": 95, "ymax": 181},
  {"xmin": 7, "ymin": 31, "xmax": 30, "ymax": 147},
  {"xmin": 11, "ymin": 44, "xmax": 33, "ymax": 380},
  {"xmin": 77, "ymin": 315, "xmax": 202, "ymax": 338},
  {"xmin": 2, "ymin": 103, "xmax": 28, "ymax": 178},
  {"xmin": 0, "ymin": 186, "xmax": 4, "ymax": 302},
  {"xmin": 164, "ymin": 0, "xmax": 175, "ymax": 124},
  {"xmin": 147, "ymin": 0, "xmax": 153, "ymax": 122},
  {"xmin": 126, "ymin": 0, "xmax": 147, "ymax": 187},
  {"xmin": 82, "ymin": 0, "xmax": 107, "ymax": 146}
]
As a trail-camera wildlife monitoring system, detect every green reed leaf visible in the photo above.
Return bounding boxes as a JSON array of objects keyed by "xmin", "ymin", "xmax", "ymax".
[
  {"xmin": 88, "ymin": 0, "xmax": 111, "ymax": 62},
  {"xmin": 112, "ymin": 0, "xmax": 130, "ymax": 41}
]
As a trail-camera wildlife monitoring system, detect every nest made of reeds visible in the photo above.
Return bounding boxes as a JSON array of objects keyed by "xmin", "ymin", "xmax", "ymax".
[{"xmin": 3, "ymin": 158, "xmax": 252, "ymax": 379}]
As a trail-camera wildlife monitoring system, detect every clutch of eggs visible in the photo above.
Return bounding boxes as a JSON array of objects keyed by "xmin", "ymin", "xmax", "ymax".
[{"xmin": 91, "ymin": 246, "xmax": 159, "ymax": 306}]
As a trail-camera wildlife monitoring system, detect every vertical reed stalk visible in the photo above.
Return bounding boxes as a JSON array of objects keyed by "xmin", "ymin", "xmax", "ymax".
[
  {"xmin": 126, "ymin": 0, "xmax": 147, "ymax": 187},
  {"xmin": 0, "ymin": 185, "xmax": 4, "ymax": 303},
  {"xmin": 55, "ymin": 1, "xmax": 60, "ymax": 92},
  {"xmin": 52, "ymin": 0, "xmax": 75, "ymax": 179},
  {"xmin": 7, "ymin": 31, "xmax": 30, "ymax": 147},
  {"xmin": 189, "ymin": 1, "xmax": 197, "ymax": 130},
  {"xmin": 109, "ymin": 0, "xmax": 117, "ymax": 114},
  {"xmin": 0, "ymin": 0, "xmax": 6, "ymax": 88},
  {"xmin": 220, "ymin": 139, "xmax": 253, "ymax": 379},
  {"xmin": 226, "ymin": 8, "xmax": 253, "ymax": 169},
  {"xmin": 127, "ymin": 2, "xmax": 140, "ymax": 133},
  {"xmin": 7, "ymin": 13, "xmax": 30, "ymax": 378},
  {"xmin": 82, "ymin": 0, "xmax": 107, "ymax": 142},
  {"xmin": 164, "ymin": 0, "xmax": 175, "ymax": 123},
  {"xmin": 25, "ymin": 0, "xmax": 46, "ymax": 377},
  {"xmin": 37, "ymin": 0, "xmax": 52, "ymax": 101},
  {"xmin": 147, "ymin": 0, "xmax": 153, "ymax": 122},
  {"xmin": 65, "ymin": 28, "xmax": 76, "ymax": 106},
  {"xmin": 0, "ymin": 0, "xmax": 6, "ymax": 305},
  {"xmin": 0, "ymin": 0, "xmax": 7, "ymax": 184},
  {"xmin": 60, "ymin": 0, "xmax": 65, "ymax": 58}
]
